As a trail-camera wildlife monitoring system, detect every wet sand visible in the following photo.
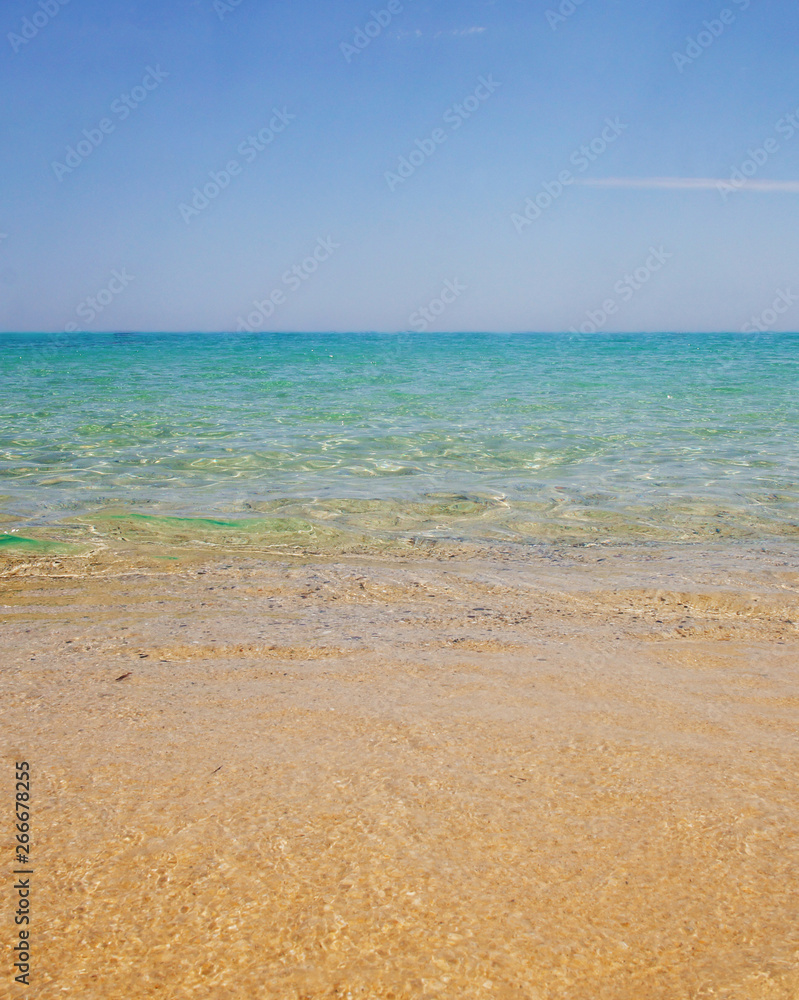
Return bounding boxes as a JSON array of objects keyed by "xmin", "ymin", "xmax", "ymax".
[{"xmin": 2, "ymin": 540, "xmax": 799, "ymax": 999}]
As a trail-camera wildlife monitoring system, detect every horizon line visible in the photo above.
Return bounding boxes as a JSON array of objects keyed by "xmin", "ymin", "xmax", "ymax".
[{"xmin": 3, "ymin": 330, "xmax": 799, "ymax": 337}]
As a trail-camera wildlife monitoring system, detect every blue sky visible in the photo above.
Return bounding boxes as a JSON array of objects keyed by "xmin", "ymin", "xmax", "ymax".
[{"xmin": 0, "ymin": 0, "xmax": 797, "ymax": 333}]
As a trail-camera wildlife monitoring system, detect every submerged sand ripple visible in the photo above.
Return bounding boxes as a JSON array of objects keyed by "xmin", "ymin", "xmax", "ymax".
[{"xmin": 1, "ymin": 542, "xmax": 798, "ymax": 998}]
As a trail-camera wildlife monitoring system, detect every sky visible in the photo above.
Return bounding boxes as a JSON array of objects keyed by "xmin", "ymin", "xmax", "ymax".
[{"xmin": 0, "ymin": 0, "xmax": 797, "ymax": 334}]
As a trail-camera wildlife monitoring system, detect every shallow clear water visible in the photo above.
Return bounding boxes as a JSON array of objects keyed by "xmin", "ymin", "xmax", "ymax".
[{"xmin": 1, "ymin": 331, "xmax": 798, "ymax": 546}]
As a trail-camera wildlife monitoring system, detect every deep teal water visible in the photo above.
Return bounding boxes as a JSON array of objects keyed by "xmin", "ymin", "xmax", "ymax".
[{"xmin": 1, "ymin": 331, "xmax": 797, "ymax": 544}]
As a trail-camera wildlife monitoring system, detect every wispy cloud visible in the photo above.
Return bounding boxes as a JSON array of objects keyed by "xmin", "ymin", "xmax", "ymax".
[
  {"xmin": 576, "ymin": 176, "xmax": 799, "ymax": 193},
  {"xmin": 398, "ymin": 26, "xmax": 487, "ymax": 39}
]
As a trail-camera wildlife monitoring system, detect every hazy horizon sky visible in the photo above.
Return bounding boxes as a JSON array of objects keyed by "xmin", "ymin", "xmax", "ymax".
[{"xmin": 1, "ymin": 0, "xmax": 797, "ymax": 334}]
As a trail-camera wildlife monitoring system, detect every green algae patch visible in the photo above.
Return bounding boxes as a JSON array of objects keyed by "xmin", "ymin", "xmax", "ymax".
[
  {"xmin": 0, "ymin": 533, "xmax": 70, "ymax": 551},
  {"xmin": 105, "ymin": 513, "xmax": 319, "ymax": 535},
  {"xmin": 88, "ymin": 512, "xmax": 349, "ymax": 554}
]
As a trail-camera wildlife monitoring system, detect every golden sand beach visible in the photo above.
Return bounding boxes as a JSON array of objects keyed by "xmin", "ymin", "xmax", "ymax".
[{"xmin": 2, "ymin": 539, "xmax": 798, "ymax": 999}]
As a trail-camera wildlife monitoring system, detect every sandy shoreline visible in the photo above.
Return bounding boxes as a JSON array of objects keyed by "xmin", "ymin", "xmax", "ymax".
[{"xmin": 2, "ymin": 540, "xmax": 798, "ymax": 998}]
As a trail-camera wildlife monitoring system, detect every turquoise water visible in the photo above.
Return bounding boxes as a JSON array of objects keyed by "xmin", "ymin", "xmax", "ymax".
[{"xmin": 1, "ymin": 331, "xmax": 798, "ymax": 545}]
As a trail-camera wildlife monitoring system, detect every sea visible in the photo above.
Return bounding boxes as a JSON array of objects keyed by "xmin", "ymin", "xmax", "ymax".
[{"xmin": 1, "ymin": 330, "xmax": 797, "ymax": 554}]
